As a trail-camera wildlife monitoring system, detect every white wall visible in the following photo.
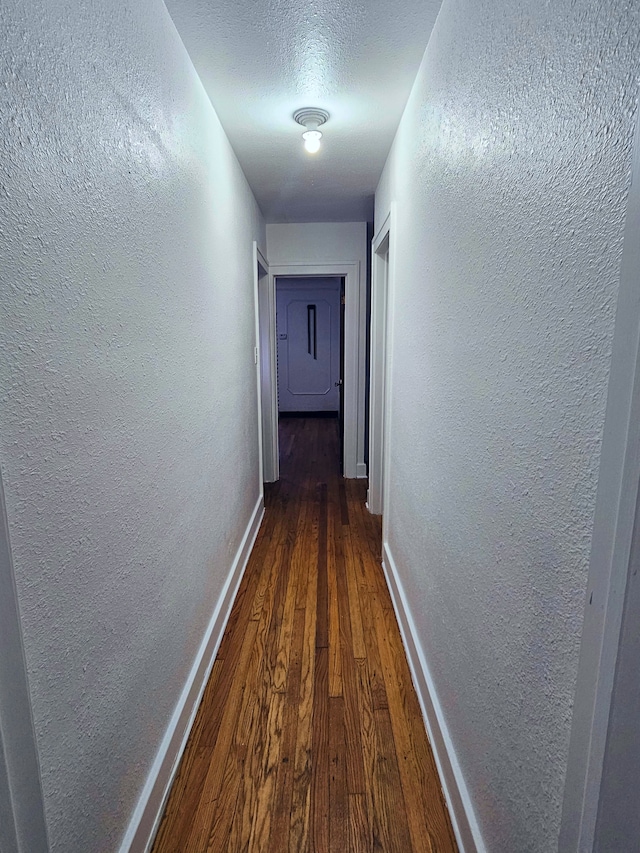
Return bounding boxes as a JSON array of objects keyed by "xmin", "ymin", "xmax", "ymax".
[
  {"xmin": 266, "ymin": 223, "xmax": 368, "ymax": 473},
  {"xmin": 0, "ymin": 1, "xmax": 265, "ymax": 851},
  {"xmin": 375, "ymin": 1, "xmax": 640, "ymax": 850}
]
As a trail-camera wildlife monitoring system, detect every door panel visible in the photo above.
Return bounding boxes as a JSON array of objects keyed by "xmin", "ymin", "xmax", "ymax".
[
  {"xmin": 339, "ymin": 277, "xmax": 345, "ymax": 472},
  {"xmin": 277, "ymin": 281, "xmax": 340, "ymax": 412},
  {"xmin": 286, "ymin": 299, "xmax": 332, "ymax": 395}
]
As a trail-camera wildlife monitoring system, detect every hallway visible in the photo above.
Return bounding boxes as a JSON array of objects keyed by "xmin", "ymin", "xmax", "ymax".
[{"xmin": 151, "ymin": 416, "xmax": 457, "ymax": 852}]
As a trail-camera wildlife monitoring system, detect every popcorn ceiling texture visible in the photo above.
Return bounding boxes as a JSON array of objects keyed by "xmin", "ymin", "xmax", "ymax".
[
  {"xmin": 0, "ymin": 1, "xmax": 265, "ymax": 850},
  {"xmin": 375, "ymin": 0, "xmax": 640, "ymax": 849},
  {"xmin": 165, "ymin": 0, "xmax": 443, "ymax": 222}
]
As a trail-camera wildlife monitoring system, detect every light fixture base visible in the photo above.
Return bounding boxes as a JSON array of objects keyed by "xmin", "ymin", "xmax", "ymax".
[{"xmin": 293, "ymin": 108, "xmax": 330, "ymax": 129}]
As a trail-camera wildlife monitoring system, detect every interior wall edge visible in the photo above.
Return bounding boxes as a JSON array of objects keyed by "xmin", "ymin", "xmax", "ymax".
[
  {"xmin": 0, "ymin": 470, "xmax": 50, "ymax": 853},
  {"xmin": 559, "ymin": 98, "xmax": 640, "ymax": 853},
  {"xmin": 118, "ymin": 495, "xmax": 265, "ymax": 853},
  {"xmin": 381, "ymin": 540, "xmax": 485, "ymax": 853}
]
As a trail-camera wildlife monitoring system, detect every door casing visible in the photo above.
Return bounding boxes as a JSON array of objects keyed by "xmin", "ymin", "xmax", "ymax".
[
  {"xmin": 368, "ymin": 208, "xmax": 395, "ymax": 518},
  {"xmin": 262, "ymin": 261, "xmax": 361, "ymax": 479},
  {"xmin": 0, "ymin": 472, "xmax": 50, "ymax": 853},
  {"xmin": 253, "ymin": 243, "xmax": 276, "ymax": 484}
]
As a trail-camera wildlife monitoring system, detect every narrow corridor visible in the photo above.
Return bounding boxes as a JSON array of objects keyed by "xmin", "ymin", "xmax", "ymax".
[{"xmin": 152, "ymin": 416, "xmax": 457, "ymax": 852}]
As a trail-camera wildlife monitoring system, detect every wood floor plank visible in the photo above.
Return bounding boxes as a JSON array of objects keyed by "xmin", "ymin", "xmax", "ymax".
[
  {"xmin": 373, "ymin": 707, "xmax": 414, "ymax": 853},
  {"xmin": 372, "ymin": 591, "xmax": 458, "ymax": 852},
  {"xmin": 152, "ymin": 746, "xmax": 213, "ymax": 853},
  {"xmin": 358, "ymin": 588, "xmax": 388, "ymax": 711},
  {"xmin": 267, "ymin": 697, "xmax": 300, "ymax": 853},
  {"xmin": 327, "ymin": 502, "xmax": 343, "ymax": 698},
  {"xmin": 288, "ymin": 498, "xmax": 319, "ymax": 853},
  {"xmin": 348, "ymin": 793, "xmax": 370, "ymax": 853},
  {"xmin": 354, "ymin": 656, "xmax": 382, "ymax": 852},
  {"xmin": 225, "ymin": 605, "xmax": 274, "ymax": 852},
  {"xmin": 247, "ymin": 690, "xmax": 285, "ymax": 850},
  {"xmin": 316, "ymin": 483, "xmax": 329, "ymax": 650},
  {"xmin": 229, "ymin": 506, "xmax": 298, "ymax": 849},
  {"xmin": 216, "ymin": 505, "xmax": 280, "ymax": 661},
  {"xmin": 152, "ymin": 659, "xmax": 223, "ymax": 853},
  {"xmin": 151, "ymin": 416, "xmax": 457, "ymax": 853},
  {"xmin": 335, "ymin": 529, "xmax": 366, "ymax": 796},
  {"xmin": 286, "ymin": 607, "xmax": 306, "ymax": 704},
  {"xmin": 228, "ymin": 652, "xmax": 269, "ymax": 851},
  {"xmin": 184, "ymin": 619, "xmax": 259, "ymax": 850},
  {"xmin": 338, "ymin": 478, "xmax": 350, "ymax": 526},
  {"xmin": 342, "ymin": 525, "xmax": 366, "ymax": 660},
  {"xmin": 296, "ymin": 495, "xmax": 319, "ymax": 610},
  {"xmin": 329, "ymin": 695, "xmax": 347, "ymax": 852},
  {"xmin": 311, "ymin": 646, "xmax": 329, "ymax": 852},
  {"xmin": 274, "ymin": 502, "xmax": 307, "ymax": 693},
  {"xmin": 203, "ymin": 742, "xmax": 244, "ymax": 853}
]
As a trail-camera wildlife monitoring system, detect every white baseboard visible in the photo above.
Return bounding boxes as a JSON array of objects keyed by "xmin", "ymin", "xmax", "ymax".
[
  {"xmin": 381, "ymin": 541, "xmax": 485, "ymax": 853},
  {"xmin": 119, "ymin": 495, "xmax": 265, "ymax": 853},
  {"xmin": 356, "ymin": 462, "xmax": 368, "ymax": 478}
]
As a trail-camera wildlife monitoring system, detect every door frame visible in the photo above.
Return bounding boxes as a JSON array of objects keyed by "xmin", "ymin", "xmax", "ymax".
[
  {"xmin": 253, "ymin": 243, "xmax": 276, "ymax": 484},
  {"xmin": 0, "ymin": 472, "xmax": 50, "ymax": 853},
  {"xmin": 368, "ymin": 208, "xmax": 395, "ymax": 516},
  {"xmin": 265, "ymin": 262, "xmax": 361, "ymax": 479}
]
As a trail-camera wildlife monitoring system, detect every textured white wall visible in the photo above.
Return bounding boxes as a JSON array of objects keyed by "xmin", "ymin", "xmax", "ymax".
[
  {"xmin": 375, "ymin": 1, "xmax": 639, "ymax": 850},
  {"xmin": 266, "ymin": 222, "xmax": 367, "ymax": 269},
  {"xmin": 0, "ymin": 1, "xmax": 265, "ymax": 851}
]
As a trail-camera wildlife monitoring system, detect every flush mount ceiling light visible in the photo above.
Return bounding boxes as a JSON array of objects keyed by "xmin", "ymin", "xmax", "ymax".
[{"xmin": 294, "ymin": 108, "xmax": 330, "ymax": 154}]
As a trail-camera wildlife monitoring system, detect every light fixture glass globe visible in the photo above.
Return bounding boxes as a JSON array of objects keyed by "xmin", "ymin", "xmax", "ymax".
[{"xmin": 303, "ymin": 130, "xmax": 322, "ymax": 153}]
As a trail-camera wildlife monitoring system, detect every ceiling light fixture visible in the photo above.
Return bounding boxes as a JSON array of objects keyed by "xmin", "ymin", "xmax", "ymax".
[{"xmin": 294, "ymin": 108, "xmax": 330, "ymax": 154}]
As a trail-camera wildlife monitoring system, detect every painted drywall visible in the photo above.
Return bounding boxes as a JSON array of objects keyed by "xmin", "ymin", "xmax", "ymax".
[
  {"xmin": 267, "ymin": 223, "xmax": 368, "ymax": 472},
  {"xmin": 0, "ymin": 2, "xmax": 265, "ymax": 851},
  {"xmin": 375, "ymin": 1, "xmax": 640, "ymax": 850}
]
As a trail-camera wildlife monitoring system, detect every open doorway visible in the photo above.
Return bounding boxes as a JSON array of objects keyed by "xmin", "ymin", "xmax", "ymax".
[
  {"xmin": 275, "ymin": 276, "xmax": 345, "ymax": 473},
  {"xmin": 261, "ymin": 261, "xmax": 362, "ymax": 479}
]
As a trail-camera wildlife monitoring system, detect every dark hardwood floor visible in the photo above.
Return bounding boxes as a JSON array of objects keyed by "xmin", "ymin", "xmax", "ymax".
[{"xmin": 152, "ymin": 416, "xmax": 458, "ymax": 852}]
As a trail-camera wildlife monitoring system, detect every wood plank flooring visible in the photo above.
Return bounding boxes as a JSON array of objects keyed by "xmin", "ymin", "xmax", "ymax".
[{"xmin": 152, "ymin": 416, "xmax": 458, "ymax": 853}]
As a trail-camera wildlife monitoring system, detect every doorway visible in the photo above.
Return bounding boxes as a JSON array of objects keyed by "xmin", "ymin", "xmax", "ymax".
[
  {"xmin": 275, "ymin": 276, "xmax": 345, "ymax": 474},
  {"xmin": 261, "ymin": 262, "xmax": 362, "ymax": 480}
]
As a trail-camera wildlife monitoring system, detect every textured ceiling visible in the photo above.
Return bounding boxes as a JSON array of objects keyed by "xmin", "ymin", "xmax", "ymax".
[{"xmin": 165, "ymin": 0, "xmax": 442, "ymax": 222}]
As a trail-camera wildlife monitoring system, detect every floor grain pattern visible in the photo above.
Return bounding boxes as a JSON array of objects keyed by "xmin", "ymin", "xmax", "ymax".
[{"xmin": 152, "ymin": 416, "xmax": 457, "ymax": 853}]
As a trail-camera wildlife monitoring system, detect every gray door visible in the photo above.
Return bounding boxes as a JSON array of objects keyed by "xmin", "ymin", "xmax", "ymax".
[{"xmin": 276, "ymin": 278, "xmax": 341, "ymax": 412}]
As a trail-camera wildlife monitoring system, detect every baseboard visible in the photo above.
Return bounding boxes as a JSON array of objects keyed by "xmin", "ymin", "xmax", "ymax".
[
  {"xmin": 356, "ymin": 462, "xmax": 367, "ymax": 478},
  {"xmin": 381, "ymin": 541, "xmax": 485, "ymax": 853},
  {"xmin": 119, "ymin": 495, "xmax": 265, "ymax": 853}
]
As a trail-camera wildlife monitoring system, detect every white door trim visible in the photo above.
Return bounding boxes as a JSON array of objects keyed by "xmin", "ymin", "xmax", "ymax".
[
  {"xmin": 368, "ymin": 211, "xmax": 392, "ymax": 515},
  {"xmin": 253, "ymin": 243, "xmax": 277, "ymax": 483},
  {"xmin": 559, "ymin": 106, "xmax": 640, "ymax": 851},
  {"xmin": 268, "ymin": 262, "xmax": 362, "ymax": 479},
  {"xmin": 0, "ymin": 472, "xmax": 50, "ymax": 852}
]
